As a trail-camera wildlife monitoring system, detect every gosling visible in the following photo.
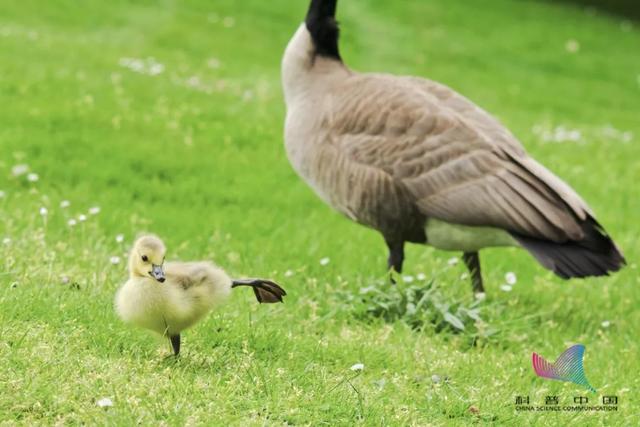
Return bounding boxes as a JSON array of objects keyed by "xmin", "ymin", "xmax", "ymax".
[{"xmin": 115, "ymin": 235, "xmax": 286, "ymax": 356}]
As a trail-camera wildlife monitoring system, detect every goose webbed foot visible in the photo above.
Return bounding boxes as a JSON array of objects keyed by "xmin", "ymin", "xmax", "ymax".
[
  {"xmin": 462, "ymin": 251, "xmax": 484, "ymax": 294},
  {"xmin": 231, "ymin": 279, "xmax": 287, "ymax": 303}
]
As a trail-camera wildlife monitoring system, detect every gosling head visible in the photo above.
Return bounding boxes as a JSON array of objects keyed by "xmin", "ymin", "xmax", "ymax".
[{"xmin": 129, "ymin": 235, "xmax": 166, "ymax": 283}]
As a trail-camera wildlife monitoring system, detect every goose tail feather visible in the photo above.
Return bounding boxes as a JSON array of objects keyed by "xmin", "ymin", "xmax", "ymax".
[{"xmin": 510, "ymin": 217, "xmax": 625, "ymax": 279}]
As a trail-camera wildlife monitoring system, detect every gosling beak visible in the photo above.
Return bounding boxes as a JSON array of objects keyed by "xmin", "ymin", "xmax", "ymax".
[{"xmin": 150, "ymin": 264, "xmax": 165, "ymax": 283}]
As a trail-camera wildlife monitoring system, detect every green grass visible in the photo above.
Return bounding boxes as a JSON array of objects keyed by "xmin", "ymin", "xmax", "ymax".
[{"xmin": 1, "ymin": 0, "xmax": 638, "ymax": 424}]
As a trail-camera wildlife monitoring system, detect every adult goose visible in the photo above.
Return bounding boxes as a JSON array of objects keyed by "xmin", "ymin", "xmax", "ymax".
[{"xmin": 281, "ymin": 0, "xmax": 625, "ymax": 292}]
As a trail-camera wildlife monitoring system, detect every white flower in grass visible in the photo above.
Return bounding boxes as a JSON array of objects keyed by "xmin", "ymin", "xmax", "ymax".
[
  {"xmin": 350, "ymin": 363, "xmax": 364, "ymax": 371},
  {"xmin": 601, "ymin": 320, "xmax": 611, "ymax": 328},
  {"xmin": 61, "ymin": 275, "xmax": 70, "ymax": 284},
  {"xmin": 96, "ymin": 397, "xmax": 113, "ymax": 408},
  {"xmin": 27, "ymin": 173, "xmax": 39, "ymax": 182},
  {"xmin": 416, "ymin": 273, "xmax": 426, "ymax": 281},
  {"xmin": 115, "ymin": 234, "xmax": 124, "ymax": 243},
  {"xmin": 11, "ymin": 164, "xmax": 29, "ymax": 176},
  {"xmin": 207, "ymin": 57, "xmax": 221, "ymax": 69},
  {"xmin": 78, "ymin": 214, "xmax": 87, "ymax": 222},
  {"xmin": 2, "ymin": 237, "xmax": 10, "ymax": 245},
  {"xmin": 284, "ymin": 269, "xmax": 294, "ymax": 277},
  {"xmin": 148, "ymin": 63, "xmax": 164, "ymax": 76},
  {"xmin": 60, "ymin": 200, "xmax": 70, "ymax": 208},
  {"xmin": 500, "ymin": 284, "xmax": 513, "ymax": 292},
  {"xmin": 402, "ymin": 275, "xmax": 414, "ymax": 283},
  {"xmin": 475, "ymin": 292, "xmax": 486, "ymax": 301},
  {"xmin": 0, "ymin": 190, "xmax": 5, "ymax": 198},
  {"xmin": 447, "ymin": 256, "xmax": 459, "ymax": 266},
  {"xmin": 319, "ymin": 257, "xmax": 330, "ymax": 266},
  {"xmin": 39, "ymin": 207, "xmax": 48, "ymax": 216},
  {"xmin": 110, "ymin": 256, "xmax": 121, "ymax": 265},
  {"xmin": 88, "ymin": 206, "xmax": 100, "ymax": 215},
  {"xmin": 505, "ymin": 272, "xmax": 517, "ymax": 285},
  {"xmin": 565, "ymin": 39, "xmax": 580, "ymax": 53},
  {"xmin": 68, "ymin": 219, "xmax": 77, "ymax": 227}
]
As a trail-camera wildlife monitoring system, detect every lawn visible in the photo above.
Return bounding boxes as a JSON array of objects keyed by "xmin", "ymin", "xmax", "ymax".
[{"xmin": 0, "ymin": 0, "xmax": 638, "ymax": 425}]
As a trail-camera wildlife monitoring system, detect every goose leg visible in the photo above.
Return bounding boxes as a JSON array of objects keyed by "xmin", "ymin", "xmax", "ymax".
[
  {"xmin": 462, "ymin": 252, "xmax": 484, "ymax": 294},
  {"xmin": 170, "ymin": 334, "xmax": 181, "ymax": 356},
  {"xmin": 385, "ymin": 240, "xmax": 404, "ymax": 284}
]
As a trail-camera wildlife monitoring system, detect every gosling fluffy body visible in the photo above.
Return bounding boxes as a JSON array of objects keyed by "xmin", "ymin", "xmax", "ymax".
[
  {"xmin": 116, "ymin": 261, "xmax": 232, "ymax": 337},
  {"xmin": 115, "ymin": 235, "xmax": 286, "ymax": 355}
]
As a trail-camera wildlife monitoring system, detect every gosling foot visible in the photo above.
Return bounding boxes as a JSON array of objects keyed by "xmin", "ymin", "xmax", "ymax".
[{"xmin": 231, "ymin": 279, "xmax": 287, "ymax": 303}]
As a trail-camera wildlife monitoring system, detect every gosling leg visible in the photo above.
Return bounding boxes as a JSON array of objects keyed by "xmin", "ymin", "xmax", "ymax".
[
  {"xmin": 462, "ymin": 251, "xmax": 484, "ymax": 294},
  {"xmin": 170, "ymin": 334, "xmax": 181, "ymax": 356}
]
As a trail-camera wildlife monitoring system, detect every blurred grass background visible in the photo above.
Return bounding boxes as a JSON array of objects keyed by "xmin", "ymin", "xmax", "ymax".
[{"xmin": 0, "ymin": 0, "xmax": 638, "ymax": 424}]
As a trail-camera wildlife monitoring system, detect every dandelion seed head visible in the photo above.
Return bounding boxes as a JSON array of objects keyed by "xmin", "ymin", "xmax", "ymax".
[
  {"xmin": 601, "ymin": 320, "xmax": 611, "ymax": 328},
  {"xmin": 319, "ymin": 257, "xmax": 330, "ymax": 266},
  {"xmin": 350, "ymin": 363, "xmax": 364, "ymax": 371},
  {"xmin": 2, "ymin": 237, "xmax": 10, "ymax": 245},
  {"xmin": 88, "ymin": 206, "xmax": 100, "ymax": 215},
  {"xmin": 447, "ymin": 256, "xmax": 459, "ymax": 266},
  {"xmin": 284, "ymin": 269, "xmax": 294, "ymax": 277},
  {"xmin": 500, "ymin": 284, "xmax": 513, "ymax": 292},
  {"xmin": 78, "ymin": 214, "xmax": 87, "ymax": 222},
  {"xmin": 110, "ymin": 256, "xmax": 121, "ymax": 265},
  {"xmin": 60, "ymin": 200, "xmax": 70, "ymax": 208},
  {"xmin": 402, "ymin": 275, "xmax": 414, "ymax": 283},
  {"xmin": 475, "ymin": 292, "xmax": 486, "ymax": 301},
  {"xmin": 416, "ymin": 273, "xmax": 426, "ymax": 281},
  {"xmin": 27, "ymin": 173, "xmax": 39, "ymax": 182},
  {"xmin": 68, "ymin": 219, "xmax": 77, "ymax": 227},
  {"xmin": 115, "ymin": 234, "xmax": 124, "ymax": 243},
  {"xmin": 39, "ymin": 207, "xmax": 48, "ymax": 216}
]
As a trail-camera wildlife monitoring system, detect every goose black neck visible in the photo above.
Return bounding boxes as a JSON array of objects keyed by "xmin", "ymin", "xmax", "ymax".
[{"xmin": 305, "ymin": 0, "xmax": 341, "ymax": 61}]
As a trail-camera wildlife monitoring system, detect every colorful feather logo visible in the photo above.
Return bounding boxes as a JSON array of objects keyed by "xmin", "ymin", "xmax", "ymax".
[{"xmin": 532, "ymin": 344, "xmax": 596, "ymax": 392}]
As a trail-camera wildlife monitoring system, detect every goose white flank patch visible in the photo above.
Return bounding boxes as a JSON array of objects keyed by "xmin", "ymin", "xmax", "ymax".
[
  {"xmin": 281, "ymin": 0, "xmax": 625, "ymax": 293},
  {"xmin": 115, "ymin": 235, "xmax": 286, "ymax": 356}
]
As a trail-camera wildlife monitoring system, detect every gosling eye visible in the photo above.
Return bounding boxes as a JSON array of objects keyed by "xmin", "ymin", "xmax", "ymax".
[{"xmin": 141, "ymin": 255, "xmax": 149, "ymax": 262}]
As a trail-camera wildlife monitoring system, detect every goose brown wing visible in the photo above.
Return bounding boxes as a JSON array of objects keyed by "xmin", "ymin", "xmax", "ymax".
[{"xmin": 327, "ymin": 74, "xmax": 591, "ymax": 243}]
